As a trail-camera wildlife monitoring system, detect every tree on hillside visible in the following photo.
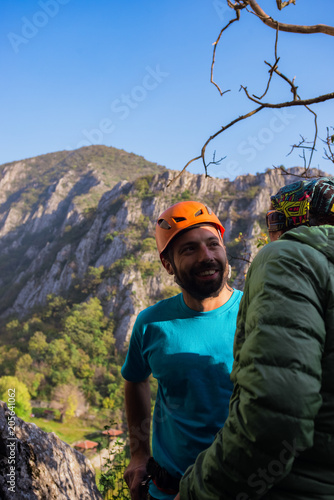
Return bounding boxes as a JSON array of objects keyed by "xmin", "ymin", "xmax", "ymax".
[
  {"xmin": 28, "ymin": 331, "xmax": 48, "ymax": 361},
  {"xmin": 0, "ymin": 347, "xmax": 20, "ymax": 376},
  {"xmin": 63, "ymin": 297, "xmax": 114, "ymax": 363},
  {"xmin": 51, "ymin": 384, "xmax": 87, "ymax": 422},
  {"xmin": 46, "ymin": 338, "xmax": 74, "ymax": 386},
  {"xmin": 15, "ymin": 354, "xmax": 44, "ymax": 398},
  {"xmin": 0, "ymin": 376, "xmax": 31, "ymax": 418},
  {"xmin": 173, "ymin": 0, "xmax": 334, "ymax": 183}
]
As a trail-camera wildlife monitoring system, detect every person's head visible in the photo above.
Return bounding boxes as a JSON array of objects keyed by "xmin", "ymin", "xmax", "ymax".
[
  {"xmin": 266, "ymin": 209, "xmax": 287, "ymax": 241},
  {"xmin": 155, "ymin": 201, "xmax": 228, "ymax": 300},
  {"xmin": 266, "ymin": 176, "xmax": 334, "ymax": 241}
]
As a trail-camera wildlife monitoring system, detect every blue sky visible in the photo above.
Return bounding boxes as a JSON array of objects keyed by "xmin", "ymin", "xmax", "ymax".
[{"xmin": 1, "ymin": 0, "xmax": 334, "ymax": 180}]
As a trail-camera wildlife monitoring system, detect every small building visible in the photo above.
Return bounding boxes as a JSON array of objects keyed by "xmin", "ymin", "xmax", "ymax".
[
  {"xmin": 102, "ymin": 429, "xmax": 123, "ymax": 438},
  {"xmin": 74, "ymin": 440, "xmax": 99, "ymax": 451},
  {"xmin": 43, "ymin": 409, "xmax": 56, "ymax": 420}
]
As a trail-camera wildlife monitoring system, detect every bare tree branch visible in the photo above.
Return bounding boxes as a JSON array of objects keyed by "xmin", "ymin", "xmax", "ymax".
[
  {"xmin": 211, "ymin": 9, "xmax": 241, "ymax": 95},
  {"xmin": 238, "ymin": 32, "xmax": 320, "ymax": 176},
  {"xmin": 240, "ymin": 88, "xmax": 334, "ymax": 108},
  {"xmin": 287, "ymin": 135, "xmax": 313, "ymax": 156},
  {"xmin": 246, "ymin": 0, "xmax": 334, "ymax": 36},
  {"xmin": 302, "ymin": 105, "xmax": 317, "ymax": 169},
  {"xmin": 276, "ymin": 0, "xmax": 296, "ymax": 11},
  {"xmin": 273, "ymin": 164, "xmax": 323, "ymax": 179},
  {"xmin": 206, "ymin": 151, "xmax": 227, "ymax": 169},
  {"xmin": 176, "ymin": 1, "xmax": 334, "ymax": 181},
  {"xmin": 175, "ymin": 88, "xmax": 333, "ymax": 182},
  {"xmin": 167, "ymin": 155, "xmax": 202, "ymax": 187},
  {"xmin": 168, "ymin": 105, "xmax": 265, "ymax": 185},
  {"xmin": 253, "ymin": 25, "xmax": 280, "ymax": 100},
  {"xmin": 199, "ymin": 105, "xmax": 265, "ymax": 175},
  {"xmin": 322, "ymin": 127, "xmax": 334, "ymax": 163},
  {"xmin": 279, "ymin": 107, "xmax": 317, "ymax": 178}
]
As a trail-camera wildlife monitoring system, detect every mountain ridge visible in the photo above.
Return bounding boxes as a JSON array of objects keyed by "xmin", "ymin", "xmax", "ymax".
[{"xmin": 0, "ymin": 145, "xmax": 166, "ymax": 235}]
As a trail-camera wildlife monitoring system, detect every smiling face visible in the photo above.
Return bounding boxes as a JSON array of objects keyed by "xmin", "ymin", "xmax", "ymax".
[{"xmin": 162, "ymin": 225, "xmax": 228, "ymax": 301}]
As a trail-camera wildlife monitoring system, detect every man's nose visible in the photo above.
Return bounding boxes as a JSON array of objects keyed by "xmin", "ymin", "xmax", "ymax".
[{"xmin": 198, "ymin": 244, "xmax": 213, "ymax": 261}]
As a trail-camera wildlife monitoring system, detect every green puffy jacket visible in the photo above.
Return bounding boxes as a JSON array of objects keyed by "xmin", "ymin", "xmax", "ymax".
[{"xmin": 180, "ymin": 226, "xmax": 334, "ymax": 499}]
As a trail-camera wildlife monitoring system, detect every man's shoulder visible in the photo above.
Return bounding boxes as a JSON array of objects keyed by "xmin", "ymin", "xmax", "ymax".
[
  {"xmin": 232, "ymin": 288, "xmax": 243, "ymax": 300},
  {"xmin": 136, "ymin": 293, "xmax": 182, "ymax": 326},
  {"xmin": 227, "ymin": 288, "xmax": 243, "ymax": 310}
]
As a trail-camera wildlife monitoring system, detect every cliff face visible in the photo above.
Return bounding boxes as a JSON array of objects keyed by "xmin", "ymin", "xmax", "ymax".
[
  {"xmin": 0, "ymin": 401, "xmax": 102, "ymax": 499},
  {"xmin": 0, "ymin": 147, "xmax": 324, "ymax": 348}
]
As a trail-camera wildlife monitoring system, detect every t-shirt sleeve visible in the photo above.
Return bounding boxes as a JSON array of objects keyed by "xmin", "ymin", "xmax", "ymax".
[{"xmin": 121, "ymin": 316, "xmax": 152, "ymax": 382}]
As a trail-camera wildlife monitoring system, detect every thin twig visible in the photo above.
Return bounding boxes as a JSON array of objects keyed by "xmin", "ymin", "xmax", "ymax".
[
  {"xmin": 200, "ymin": 105, "xmax": 265, "ymax": 175},
  {"xmin": 301, "ymin": 149, "xmax": 307, "ymax": 169},
  {"xmin": 211, "ymin": 10, "xmax": 241, "ymax": 95},
  {"xmin": 167, "ymin": 156, "xmax": 201, "ymax": 187},
  {"xmin": 276, "ymin": 0, "xmax": 296, "ymax": 11},
  {"xmin": 303, "ymin": 105, "xmax": 318, "ymax": 170},
  {"xmin": 253, "ymin": 24, "xmax": 280, "ymax": 100},
  {"xmin": 322, "ymin": 127, "xmax": 334, "ymax": 163},
  {"xmin": 228, "ymin": 253, "xmax": 252, "ymax": 264},
  {"xmin": 264, "ymin": 61, "xmax": 299, "ymax": 100},
  {"xmin": 287, "ymin": 135, "xmax": 312, "ymax": 156},
  {"xmin": 206, "ymin": 151, "xmax": 226, "ymax": 168}
]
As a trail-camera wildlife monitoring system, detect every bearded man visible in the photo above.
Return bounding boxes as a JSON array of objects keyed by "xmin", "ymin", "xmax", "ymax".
[{"xmin": 121, "ymin": 201, "xmax": 242, "ymax": 500}]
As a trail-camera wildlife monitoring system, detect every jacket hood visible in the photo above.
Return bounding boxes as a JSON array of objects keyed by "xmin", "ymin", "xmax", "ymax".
[{"xmin": 280, "ymin": 225, "xmax": 334, "ymax": 264}]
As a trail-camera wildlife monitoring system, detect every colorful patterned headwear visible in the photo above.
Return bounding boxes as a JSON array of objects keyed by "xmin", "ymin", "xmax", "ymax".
[
  {"xmin": 270, "ymin": 177, "xmax": 334, "ymax": 229},
  {"xmin": 310, "ymin": 177, "xmax": 334, "ymax": 215}
]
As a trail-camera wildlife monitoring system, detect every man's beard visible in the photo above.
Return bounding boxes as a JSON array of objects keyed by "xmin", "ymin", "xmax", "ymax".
[{"xmin": 173, "ymin": 261, "xmax": 228, "ymax": 301}]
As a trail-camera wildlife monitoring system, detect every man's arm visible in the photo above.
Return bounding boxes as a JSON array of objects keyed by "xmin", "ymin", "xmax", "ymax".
[{"xmin": 124, "ymin": 378, "xmax": 151, "ymax": 500}]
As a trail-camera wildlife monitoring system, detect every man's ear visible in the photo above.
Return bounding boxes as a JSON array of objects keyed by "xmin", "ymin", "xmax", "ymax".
[{"xmin": 161, "ymin": 257, "xmax": 174, "ymax": 275}]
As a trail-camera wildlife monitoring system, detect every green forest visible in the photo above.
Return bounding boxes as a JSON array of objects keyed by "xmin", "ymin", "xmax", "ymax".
[
  {"xmin": 0, "ymin": 295, "xmax": 125, "ymax": 416},
  {"xmin": 0, "ymin": 293, "xmax": 138, "ymax": 498}
]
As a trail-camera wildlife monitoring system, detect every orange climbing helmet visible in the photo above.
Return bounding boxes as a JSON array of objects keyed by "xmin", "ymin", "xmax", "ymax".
[{"xmin": 155, "ymin": 201, "xmax": 225, "ymax": 256}]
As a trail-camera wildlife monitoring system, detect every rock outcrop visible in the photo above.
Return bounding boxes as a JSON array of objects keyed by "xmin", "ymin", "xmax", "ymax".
[{"xmin": 0, "ymin": 401, "xmax": 102, "ymax": 500}]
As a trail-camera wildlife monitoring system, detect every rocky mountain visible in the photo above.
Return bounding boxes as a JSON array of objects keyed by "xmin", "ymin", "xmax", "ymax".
[
  {"xmin": 0, "ymin": 146, "xmax": 325, "ymax": 349},
  {"xmin": 0, "ymin": 401, "xmax": 102, "ymax": 499},
  {"xmin": 0, "ymin": 145, "xmax": 165, "ymax": 237}
]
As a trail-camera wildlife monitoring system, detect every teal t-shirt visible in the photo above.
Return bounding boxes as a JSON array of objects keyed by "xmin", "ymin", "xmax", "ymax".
[{"xmin": 121, "ymin": 289, "xmax": 243, "ymax": 500}]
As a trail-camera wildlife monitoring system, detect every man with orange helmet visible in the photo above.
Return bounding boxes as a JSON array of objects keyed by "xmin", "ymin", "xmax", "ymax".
[{"xmin": 121, "ymin": 201, "xmax": 243, "ymax": 500}]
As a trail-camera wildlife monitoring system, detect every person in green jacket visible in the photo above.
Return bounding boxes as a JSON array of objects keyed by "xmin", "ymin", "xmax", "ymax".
[{"xmin": 176, "ymin": 177, "xmax": 334, "ymax": 499}]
